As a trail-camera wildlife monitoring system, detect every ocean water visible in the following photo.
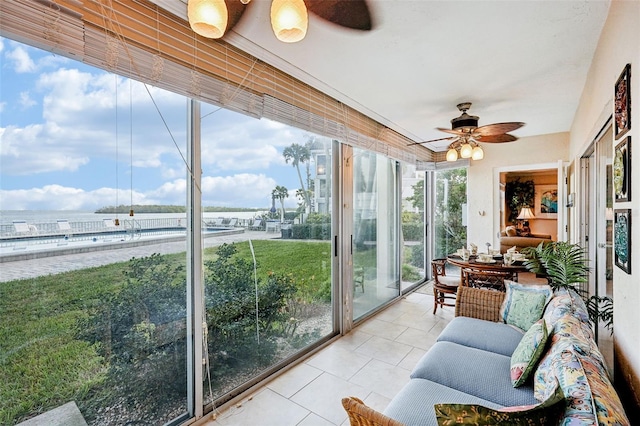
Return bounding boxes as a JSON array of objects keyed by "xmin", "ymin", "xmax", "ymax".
[{"xmin": 0, "ymin": 210, "xmax": 265, "ymax": 226}]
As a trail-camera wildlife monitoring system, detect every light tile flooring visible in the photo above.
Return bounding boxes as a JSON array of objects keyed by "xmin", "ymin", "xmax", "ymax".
[{"xmin": 206, "ymin": 287, "xmax": 451, "ymax": 426}]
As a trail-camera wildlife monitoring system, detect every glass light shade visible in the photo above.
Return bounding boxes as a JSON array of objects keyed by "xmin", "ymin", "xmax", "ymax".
[
  {"xmin": 459, "ymin": 142, "xmax": 473, "ymax": 158},
  {"xmin": 471, "ymin": 145, "xmax": 484, "ymax": 160},
  {"xmin": 271, "ymin": 0, "xmax": 308, "ymax": 43},
  {"xmin": 446, "ymin": 148, "xmax": 458, "ymax": 162},
  {"xmin": 188, "ymin": 0, "xmax": 228, "ymax": 39}
]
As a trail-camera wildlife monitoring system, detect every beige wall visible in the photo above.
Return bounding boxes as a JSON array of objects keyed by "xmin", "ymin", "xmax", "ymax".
[
  {"xmin": 466, "ymin": 131, "xmax": 569, "ymax": 250},
  {"xmin": 568, "ymin": 0, "xmax": 640, "ymax": 414}
]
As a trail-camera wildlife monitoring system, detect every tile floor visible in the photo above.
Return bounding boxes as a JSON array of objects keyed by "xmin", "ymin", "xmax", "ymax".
[{"xmin": 206, "ymin": 287, "xmax": 451, "ymax": 426}]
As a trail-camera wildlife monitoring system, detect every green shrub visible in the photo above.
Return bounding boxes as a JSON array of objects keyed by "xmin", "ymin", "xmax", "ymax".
[
  {"xmin": 77, "ymin": 254, "xmax": 187, "ymax": 416},
  {"xmin": 410, "ymin": 244, "xmax": 424, "ymax": 269},
  {"xmin": 292, "ymin": 224, "xmax": 331, "ymax": 240},
  {"xmin": 402, "ymin": 263, "xmax": 421, "ymax": 282},
  {"xmin": 402, "ymin": 223, "xmax": 423, "ymax": 241}
]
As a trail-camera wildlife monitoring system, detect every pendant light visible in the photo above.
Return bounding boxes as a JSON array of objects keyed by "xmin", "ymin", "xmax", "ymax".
[
  {"xmin": 187, "ymin": 0, "xmax": 228, "ymax": 39},
  {"xmin": 471, "ymin": 145, "xmax": 484, "ymax": 160},
  {"xmin": 459, "ymin": 141, "xmax": 473, "ymax": 158},
  {"xmin": 271, "ymin": 0, "xmax": 308, "ymax": 43},
  {"xmin": 446, "ymin": 148, "xmax": 459, "ymax": 162}
]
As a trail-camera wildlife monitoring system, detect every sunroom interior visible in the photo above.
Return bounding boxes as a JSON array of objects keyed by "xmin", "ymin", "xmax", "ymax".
[{"xmin": 1, "ymin": 1, "xmax": 639, "ymax": 425}]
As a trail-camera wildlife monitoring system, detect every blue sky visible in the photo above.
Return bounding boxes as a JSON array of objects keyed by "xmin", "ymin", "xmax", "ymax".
[{"xmin": 1, "ymin": 37, "xmax": 319, "ymax": 211}]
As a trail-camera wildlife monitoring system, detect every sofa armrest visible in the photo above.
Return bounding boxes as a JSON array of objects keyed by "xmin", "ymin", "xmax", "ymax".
[{"xmin": 455, "ymin": 286, "xmax": 505, "ymax": 322}]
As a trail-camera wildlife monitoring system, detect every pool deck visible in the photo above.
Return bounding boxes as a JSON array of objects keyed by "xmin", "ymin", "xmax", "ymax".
[{"xmin": 0, "ymin": 229, "xmax": 280, "ymax": 283}]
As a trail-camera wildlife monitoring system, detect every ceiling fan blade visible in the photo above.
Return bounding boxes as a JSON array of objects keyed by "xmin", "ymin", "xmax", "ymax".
[
  {"xmin": 474, "ymin": 122, "xmax": 525, "ymax": 136},
  {"xmin": 476, "ymin": 134, "xmax": 518, "ymax": 143},
  {"xmin": 304, "ymin": 0, "xmax": 373, "ymax": 31},
  {"xmin": 223, "ymin": 0, "xmax": 248, "ymax": 33},
  {"xmin": 436, "ymin": 127, "xmax": 466, "ymax": 136},
  {"xmin": 407, "ymin": 136, "xmax": 455, "ymax": 146}
]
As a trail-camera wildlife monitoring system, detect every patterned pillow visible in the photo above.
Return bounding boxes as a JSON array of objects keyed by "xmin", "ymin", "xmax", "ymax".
[
  {"xmin": 434, "ymin": 380, "xmax": 565, "ymax": 425},
  {"xmin": 511, "ymin": 319, "xmax": 548, "ymax": 387},
  {"xmin": 500, "ymin": 281, "xmax": 553, "ymax": 331}
]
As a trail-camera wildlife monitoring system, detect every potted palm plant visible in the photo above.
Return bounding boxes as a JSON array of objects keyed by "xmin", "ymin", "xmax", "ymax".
[{"xmin": 522, "ymin": 241, "xmax": 613, "ymax": 334}]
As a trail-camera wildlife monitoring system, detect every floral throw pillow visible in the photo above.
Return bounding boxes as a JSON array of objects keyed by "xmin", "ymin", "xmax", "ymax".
[
  {"xmin": 511, "ymin": 319, "xmax": 548, "ymax": 387},
  {"xmin": 434, "ymin": 379, "xmax": 565, "ymax": 425},
  {"xmin": 500, "ymin": 281, "xmax": 553, "ymax": 331}
]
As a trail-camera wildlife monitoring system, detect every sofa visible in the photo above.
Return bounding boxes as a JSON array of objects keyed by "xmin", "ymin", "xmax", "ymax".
[
  {"xmin": 342, "ymin": 283, "xmax": 630, "ymax": 426},
  {"xmin": 499, "ymin": 229, "xmax": 552, "ymax": 253}
]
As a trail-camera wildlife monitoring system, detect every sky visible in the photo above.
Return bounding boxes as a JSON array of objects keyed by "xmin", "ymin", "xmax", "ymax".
[{"xmin": 0, "ymin": 37, "xmax": 322, "ymax": 212}]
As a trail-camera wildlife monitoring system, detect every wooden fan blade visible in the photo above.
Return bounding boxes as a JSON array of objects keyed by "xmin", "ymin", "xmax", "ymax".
[
  {"xmin": 225, "ymin": 0, "xmax": 248, "ymax": 33},
  {"xmin": 304, "ymin": 0, "xmax": 373, "ymax": 31},
  {"xmin": 436, "ymin": 127, "xmax": 466, "ymax": 136},
  {"xmin": 474, "ymin": 122, "xmax": 525, "ymax": 136},
  {"xmin": 476, "ymin": 134, "xmax": 518, "ymax": 143},
  {"xmin": 407, "ymin": 136, "xmax": 455, "ymax": 146}
]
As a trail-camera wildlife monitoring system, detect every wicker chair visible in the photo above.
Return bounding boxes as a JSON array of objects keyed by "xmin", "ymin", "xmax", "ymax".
[
  {"xmin": 431, "ymin": 258, "xmax": 460, "ymax": 314},
  {"xmin": 462, "ymin": 268, "xmax": 513, "ymax": 292},
  {"xmin": 342, "ymin": 396, "xmax": 403, "ymax": 426}
]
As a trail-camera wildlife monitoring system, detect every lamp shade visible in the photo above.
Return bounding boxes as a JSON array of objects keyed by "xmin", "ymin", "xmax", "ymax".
[
  {"xmin": 446, "ymin": 148, "xmax": 458, "ymax": 162},
  {"xmin": 188, "ymin": 0, "xmax": 228, "ymax": 39},
  {"xmin": 271, "ymin": 0, "xmax": 308, "ymax": 43},
  {"xmin": 517, "ymin": 207, "xmax": 535, "ymax": 220},
  {"xmin": 471, "ymin": 145, "xmax": 484, "ymax": 160},
  {"xmin": 459, "ymin": 142, "xmax": 473, "ymax": 158}
]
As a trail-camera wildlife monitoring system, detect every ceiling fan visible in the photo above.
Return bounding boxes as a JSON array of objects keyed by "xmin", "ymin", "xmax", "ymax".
[
  {"xmin": 413, "ymin": 102, "xmax": 525, "ymax": 161},
  {"xmin": 188, "ymin": 0, "xmax": 373, "ymax": 43}
]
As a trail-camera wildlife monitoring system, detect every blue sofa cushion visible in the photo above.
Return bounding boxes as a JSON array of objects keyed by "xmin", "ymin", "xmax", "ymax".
[
  {"xmin": 437, "ymin": 316, "xmax": 524, "ymax": 356},
  {"xmin": 383, "ymin": 378, "xmax": 503, "ymax": 426},
  {"xmin": 410, "ymin": 341, "xmax": 538, "ymax": 407}
]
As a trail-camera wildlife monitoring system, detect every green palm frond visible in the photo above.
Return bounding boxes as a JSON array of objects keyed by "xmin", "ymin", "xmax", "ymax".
[{"xmin": 523, "ymin": 241, "xmax": 590, "ymax": 290}]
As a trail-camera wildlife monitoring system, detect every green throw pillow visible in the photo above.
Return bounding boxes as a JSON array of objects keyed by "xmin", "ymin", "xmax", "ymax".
[
  {"xmin": 500, "ymin": 281, "xmax": 552, "ymax": 331},
  {"xmin": 434, "ymin": 380, "xmax": 565, "ymax": 425},
  {"xmin": 511, "ymin": 319, "xmax": 548, "ymax": 387}
]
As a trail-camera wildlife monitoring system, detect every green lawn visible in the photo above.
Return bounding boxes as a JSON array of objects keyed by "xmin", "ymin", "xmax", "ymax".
[{"xmin": 0, "ymin": 241, "xmax": 331, "ymax": 425}]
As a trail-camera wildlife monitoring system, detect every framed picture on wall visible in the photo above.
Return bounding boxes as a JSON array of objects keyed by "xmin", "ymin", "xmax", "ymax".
[
  {"xmin": 614, "ymin": 209, "xmax": 631, "ymax": 274},
  {"xmin": 614, "ymin": 63, "xmax": 631, "ymax": 140},
  {"xmin": 614, "ymin": 136, "xmax": 631, "ymax": 202},
  {"xmin": 534, "ymin": 185, "xmax": 558, "ymax": 219}
]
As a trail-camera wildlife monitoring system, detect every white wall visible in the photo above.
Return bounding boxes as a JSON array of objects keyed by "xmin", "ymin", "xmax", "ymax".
[
  {"xmin": 466, "ymin": 132, "xmax": 569, "ymax": 250},
  {"xmin": 569, "ymin": 0, "xmax": 640, "ymax": 406}
]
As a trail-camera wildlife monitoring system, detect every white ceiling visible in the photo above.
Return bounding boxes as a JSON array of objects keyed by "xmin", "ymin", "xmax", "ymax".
[{"xmin": 153, "ymin": 0, "xmax": 610, "ymax": 152}]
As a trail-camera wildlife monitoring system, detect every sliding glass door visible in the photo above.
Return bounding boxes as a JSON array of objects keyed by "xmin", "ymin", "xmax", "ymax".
[{"xmin": 352, "ymin": 148, "xmax": 400, "ymax": 320}]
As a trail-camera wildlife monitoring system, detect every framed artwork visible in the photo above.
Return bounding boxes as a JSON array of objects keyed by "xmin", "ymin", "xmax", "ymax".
[
  {"xmin": 614, "ymin": 63, "xmax": 631, "ymax": 139},
  {"xmin": 534, "ymin": 185, "xmax": 558, "ymax": 219},
  {"xmin": 614, "ymin": 136, "xmax": 631, "ymax": 202},
  {"xmin": 614, "ymin": 209, "xmax": 631, "ymax": 274}
]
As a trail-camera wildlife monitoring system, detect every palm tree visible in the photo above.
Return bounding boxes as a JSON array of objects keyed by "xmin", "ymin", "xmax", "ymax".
[
  {"xmin": 283, "ymin": 143, "xmax": 311, "ymax": 211},
  {"xmin": 272, "ymin": 186, "xmax": 289, "ymax": 222}
]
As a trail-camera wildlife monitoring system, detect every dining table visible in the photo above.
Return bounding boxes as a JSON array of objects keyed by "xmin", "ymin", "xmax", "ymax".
[{"xmin": 446, "ymin": 254, "xmax": 529, "ymax": 284}]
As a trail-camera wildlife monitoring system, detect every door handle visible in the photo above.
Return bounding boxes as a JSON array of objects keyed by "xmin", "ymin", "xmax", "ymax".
[{"xmin": 597, "ymin": 243, "xmax": 613, "ymax": 249}]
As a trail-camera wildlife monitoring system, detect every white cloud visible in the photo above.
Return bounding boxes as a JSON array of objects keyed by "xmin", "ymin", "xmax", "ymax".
[
  {"xmin": 6, "ymin": 45, "xmax": 36, "ymax": 73},
  {"xmin": 0, "ymin": 170, "xmax": 280, "ymax": 210},
  {"xmin": 19, "ymin": 91, "xmax": 36, "ymax": 109},
  {"xmin": 0, "ymin": 185, "xmax": 151, "ymax": 211},
  {"xmin": 200, "ymin": 174, "xmax": 277, "ymax": 208}
]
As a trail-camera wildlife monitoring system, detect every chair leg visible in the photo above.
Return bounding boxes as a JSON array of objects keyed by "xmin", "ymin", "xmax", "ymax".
[{"xmin": 433, "ymin": 287, "xmax": 439, "ymax": 314}]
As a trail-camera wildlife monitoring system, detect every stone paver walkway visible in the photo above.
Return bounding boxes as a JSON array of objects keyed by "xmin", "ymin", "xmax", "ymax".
[{"xmin": 0, "ymin": 230, "xmax": 279, "ymax": 283}]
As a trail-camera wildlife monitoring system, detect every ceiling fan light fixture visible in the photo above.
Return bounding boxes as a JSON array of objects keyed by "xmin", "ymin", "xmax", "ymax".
[
  {"xmin": 459, "ymin": 142, "xmax": 473, "ymax": 158},
  {"xmin": 271, "ymin": 0, "xmax": 308, "ymax": 43},
  {"xmin": 446, "ymin": 147, "xmax": 459, "ymax": 162},
  {"xmin": 187, "ymin": 0, "xmax": 228, "ymax": 39},
  {"xmin": 471, "ymin": 145, "xmax": 484, "ymax": 160}
]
